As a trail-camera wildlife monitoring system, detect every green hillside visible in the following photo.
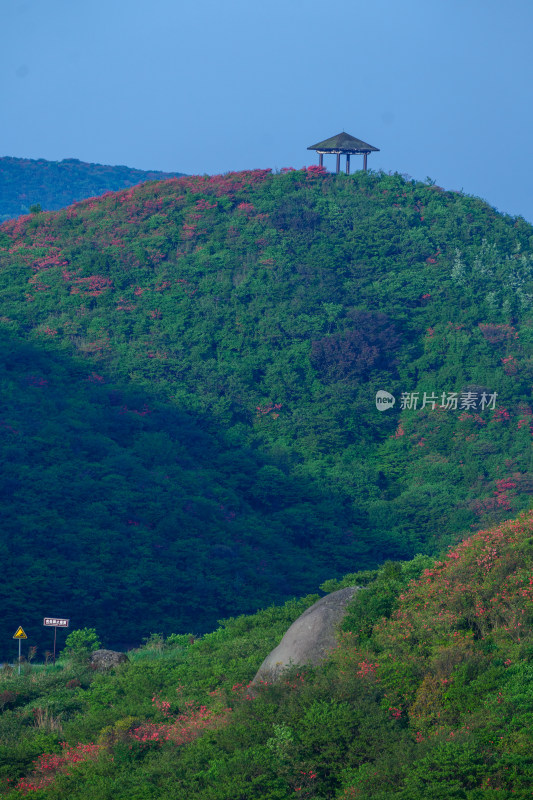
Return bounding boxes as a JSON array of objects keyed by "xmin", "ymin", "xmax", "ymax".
[
  {"xmin": 0, "ymin": 157, "xmax": 185, "ymax": 222},
  {"xmin": 0, "ymin": 510, "xmax": 532, "ymax": 798},
  {"xmin": 0, "ymin": 167, "xmax": 532, "ymax": 653}
]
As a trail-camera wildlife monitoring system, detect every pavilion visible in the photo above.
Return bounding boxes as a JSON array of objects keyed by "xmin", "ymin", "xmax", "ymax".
[{"xmin": 307, "ymin": 131, "xmax": 379, "ymax": 174}]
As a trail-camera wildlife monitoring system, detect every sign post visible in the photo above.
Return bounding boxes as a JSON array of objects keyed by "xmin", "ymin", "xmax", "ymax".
[
  {"xmin": 13, "ymin": 627, "xmax": 27, "ymax": 675},
  {"xmin": 43, "ymin": 618, "xmax": 69, "ymax": 664}
]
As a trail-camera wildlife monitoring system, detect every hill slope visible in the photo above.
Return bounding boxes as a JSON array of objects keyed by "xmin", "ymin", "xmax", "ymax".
[
  {"xmin": 0, "ymin": 167, "xmax": 532, "ymax": 652},
  {"xmin": 0, "ymin": 156, "xmax": 185, "ymax": 222},
  {"xmin": 0, "ymin": 510, "xmax": 532, "ymax": 798}
]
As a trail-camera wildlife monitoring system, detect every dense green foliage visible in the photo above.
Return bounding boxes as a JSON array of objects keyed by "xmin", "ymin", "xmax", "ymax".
[
  {"xmin": 1, "ymin": 167, "xmax": 533, "ymax": 795},
  {"xmin": 0, "ymin": 326, "xmax": 364, "ymax": 653},
  {"xmin": 1, "ymin": 167, "xmax": 533, "ymax": 653},
  {"xmin": 0, "ymin": 157, "xmax": 184, "ymax": 222},
  {"xmin": 0, "ymin": 511, "xmax": 532, "ymax": 798}
]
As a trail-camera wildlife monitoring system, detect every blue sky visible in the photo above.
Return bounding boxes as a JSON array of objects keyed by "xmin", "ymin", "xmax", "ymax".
[{"xmin": 2, "ymin": 0, "xmax": 532, "ymax": 222}]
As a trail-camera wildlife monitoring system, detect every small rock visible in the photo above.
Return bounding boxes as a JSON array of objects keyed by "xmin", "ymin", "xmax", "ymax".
[{"xmin": 90, "ymin": 649, "xmax": 129, "ymax": 670}]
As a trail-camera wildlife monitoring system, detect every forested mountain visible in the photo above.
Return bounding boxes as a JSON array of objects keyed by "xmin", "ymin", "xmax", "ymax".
[
  {"xmin": 1, "ymin": 510, "xmax": 532, "ymax": 798},
  {"xmin": 0, "ymin": 157, "xmax": 185, "ymax": 222},
  {"xmin": 0, "ymin": 167, "xmax": 532, "ymax": 655}
]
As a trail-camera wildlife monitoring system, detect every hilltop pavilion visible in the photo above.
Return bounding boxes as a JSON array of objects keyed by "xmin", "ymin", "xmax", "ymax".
[{"xmin": 307, "ymin": 132, "xmax": 379, "ymax": 174}]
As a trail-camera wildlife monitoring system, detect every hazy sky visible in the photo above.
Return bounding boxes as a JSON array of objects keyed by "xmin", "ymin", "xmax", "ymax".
[{"xmin": 2, "ymin": 0, "xmax": 532, "ymax": 222}]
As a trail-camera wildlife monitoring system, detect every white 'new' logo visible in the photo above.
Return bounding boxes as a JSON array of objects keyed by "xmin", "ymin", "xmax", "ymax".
[{"xmin": 375, "ymin": 390, "xmax": 396, "ymax": 411}]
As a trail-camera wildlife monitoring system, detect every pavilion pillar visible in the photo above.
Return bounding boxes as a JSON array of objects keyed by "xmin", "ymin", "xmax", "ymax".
[
  {"xmin": 318, "ymin": 152, "xmax": 323, "ymax": 168},
  {"xmin": 336, "ymin": 153, "xmax": 340, "ymax": 174},
  {"xmin": 363, "ymin": 153, "xmax": 368, "ymax": 171},
  {"xmin": 346, "ymin": 154, "xmax": 350, "ymax": 175}
]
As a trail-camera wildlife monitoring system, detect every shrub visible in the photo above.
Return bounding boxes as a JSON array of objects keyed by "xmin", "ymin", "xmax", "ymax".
[{"xmin": 61, "ymin": 628, "xmax": 101, "ymax": 664}]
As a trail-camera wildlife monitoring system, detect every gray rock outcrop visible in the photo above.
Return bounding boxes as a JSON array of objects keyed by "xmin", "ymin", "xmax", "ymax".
[
  {"xmin": 90, "ymin": 649, "xmax": 129, "ymax": 670},
  {"xmin": 252, "ymin": 586, "xmax": 358, "ymax": 685}
]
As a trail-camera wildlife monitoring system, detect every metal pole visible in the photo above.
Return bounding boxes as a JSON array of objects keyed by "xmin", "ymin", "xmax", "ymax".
[{"xmin": 18, "ymin": 639, "xmax": 21, "ymax": 676}]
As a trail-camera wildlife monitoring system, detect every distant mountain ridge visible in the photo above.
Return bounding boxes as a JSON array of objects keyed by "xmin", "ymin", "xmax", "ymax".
[{"xmin": 0, "ymin": 155, "xmax": 185, "ymax": 221}]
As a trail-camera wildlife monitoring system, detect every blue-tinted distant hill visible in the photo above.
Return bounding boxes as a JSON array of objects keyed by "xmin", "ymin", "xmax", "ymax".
[{"xmin": 0, "ymin": 156, "xmax": 185, "ymax": 222}]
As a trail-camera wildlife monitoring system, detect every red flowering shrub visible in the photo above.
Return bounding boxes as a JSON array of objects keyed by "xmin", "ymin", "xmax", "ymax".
[
  {"xmin": 131, "ymin": 701, "xmax": 230, "ymax": 747},
  {"xmin": 478, "ymin": 323, "xmax": 518, "ymax": 343},
  {"xmin": 371, "ymin": 512, "xmax": 533, "ymax": 686},
  {"xmin": 16, "ymin": 742, "xmax": 102, "ymax": 794}
]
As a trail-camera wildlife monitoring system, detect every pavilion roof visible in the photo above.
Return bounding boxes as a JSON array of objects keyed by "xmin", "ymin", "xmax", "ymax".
[{"xmin": 307, "ymin": 132, "xmax": 379, "ymax": 153}]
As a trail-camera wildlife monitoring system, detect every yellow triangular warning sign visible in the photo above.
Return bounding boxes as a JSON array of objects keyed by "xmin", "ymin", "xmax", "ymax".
[{"xmin": 13, "ymin": 626, "xmax": 27, "ymax": 639}]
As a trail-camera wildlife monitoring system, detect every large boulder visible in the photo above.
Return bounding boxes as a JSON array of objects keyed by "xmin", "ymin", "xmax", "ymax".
[
  {"xmin": 252, "ymin": 586, "xmax": 358, "ymax": 685},
  {"xmin": 90, "ymin": 649, "xmax": 129, "ymax": 670}
]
